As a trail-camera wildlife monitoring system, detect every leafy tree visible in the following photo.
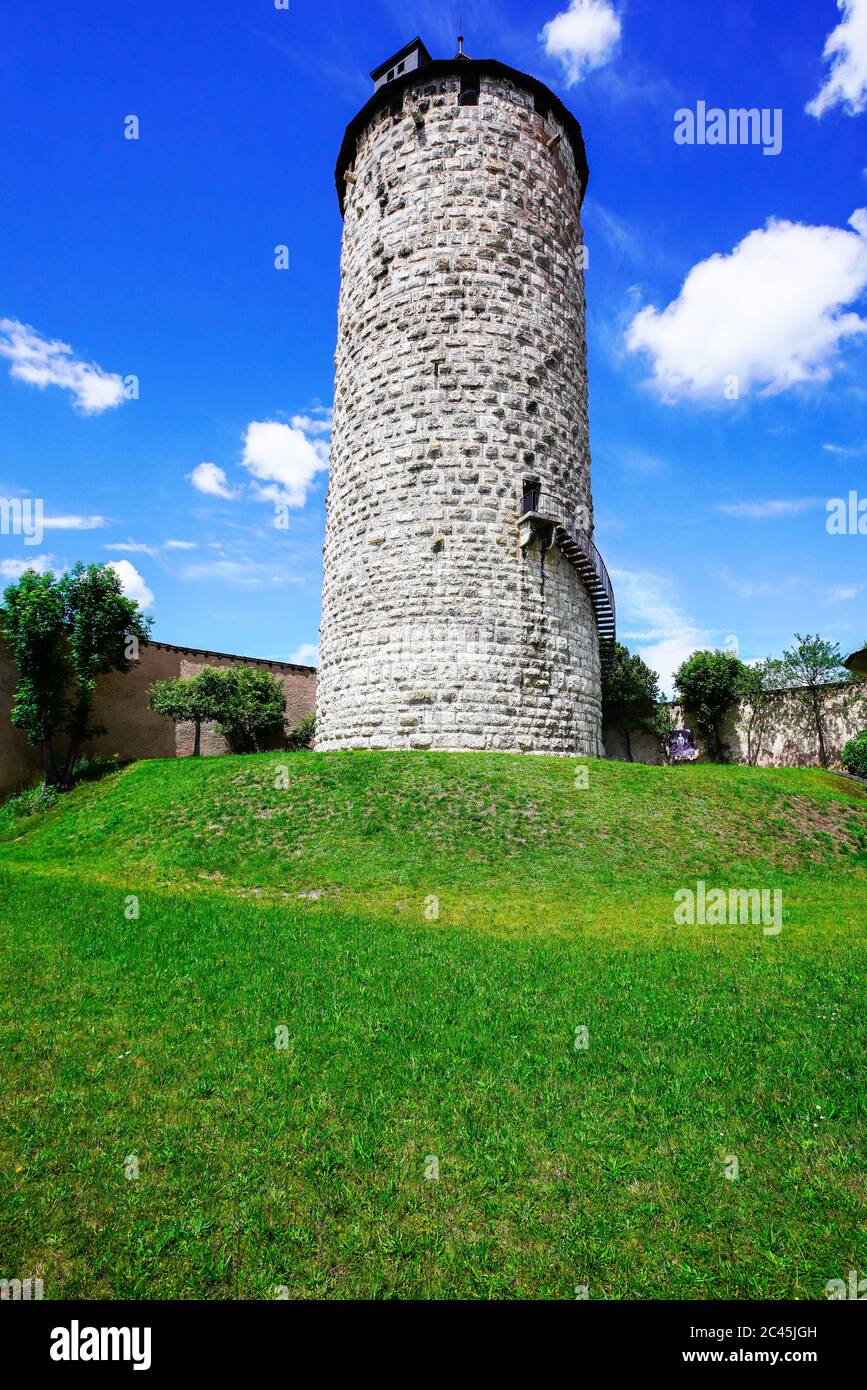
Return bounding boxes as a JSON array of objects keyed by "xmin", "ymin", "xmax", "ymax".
[
  {"xmin": 673, "ymin": 649, "xmax": 747, "ymax": 763},
  {"xmin": 149, "ymin": 673, "xmax": 219, "ymax": 757},
  {"xmin": 841, "ymin": 730, "xmax": 867, "ymax": 779},
  {"xmin": 150, "ymin": 665, "xmax": 287, "ymax": 756},
  {"xmin": 734, "ymin": 657, "xmax": 784, "ymax": 766},
  {"xmin": 57, "ymin": 563, "xmax": 152, "ymax": 785},
  {"xmin": 210, "ymin": 666, "xmax": 287, "ymax": 753},
  {"xmin": 601, "ymin": 642, "xmax": 660, "ymax": 762},
  {"xmin": 0, "ymin": 563, "xmax": 151, "ymax": 788},
  {"xmin": 778, "ymin": 634, "xmax": 847, "ymax": 769},
  {"xmin": 0, "ymin": 570, "xmax": 67, "ymax": 786}
]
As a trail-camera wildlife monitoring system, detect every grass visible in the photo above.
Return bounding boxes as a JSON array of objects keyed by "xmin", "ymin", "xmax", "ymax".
[{"xmin": 0, "ymin": 751, "xmax": 865, "ymax": 1298}]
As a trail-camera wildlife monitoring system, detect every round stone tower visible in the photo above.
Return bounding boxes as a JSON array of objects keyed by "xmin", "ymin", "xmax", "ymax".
[{"xmin": 316, "ymin": 39, "xmax": 615, "ymax": 754}]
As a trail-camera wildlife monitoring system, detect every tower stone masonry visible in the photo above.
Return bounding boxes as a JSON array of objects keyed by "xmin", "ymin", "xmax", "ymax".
[{"xmin": 316, "ymin": 40, "xmax": 615, "ymax": 755}]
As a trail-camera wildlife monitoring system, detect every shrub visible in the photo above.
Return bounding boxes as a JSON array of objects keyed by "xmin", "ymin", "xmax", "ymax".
[
  {"xmin": 841, "ymin": 731, "xmax": 867, "ymax": 779},
  {"xmin": 69, "ymin": 753, "xmax": 124, "ymax": 785},
  {"xmin": 0, "ymin": 783, "xmax": 60, "ymax": 829},
  {"xmin": 0, "ymin": 755, "xmax": 123, "ymax": 831},
  {"xmin": 286, "ymin": 713, "xmax": 315, "ymax": 751}
]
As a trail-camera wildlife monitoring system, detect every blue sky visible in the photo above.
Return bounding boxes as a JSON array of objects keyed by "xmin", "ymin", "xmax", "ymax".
[{"xmin": 1, "ymin": 0, "xmax": 865, "ymax": 689}]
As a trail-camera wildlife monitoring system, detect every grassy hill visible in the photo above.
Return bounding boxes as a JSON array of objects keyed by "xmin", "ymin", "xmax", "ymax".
[{"xmin": 0, "ymin": 751, "xmax": 865, "ymax": 1298}]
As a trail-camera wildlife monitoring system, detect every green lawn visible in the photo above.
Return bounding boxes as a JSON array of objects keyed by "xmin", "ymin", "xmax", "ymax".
[{"xmin": 0, "ymin": 751, "xmax": 865, "ymax": 1298}]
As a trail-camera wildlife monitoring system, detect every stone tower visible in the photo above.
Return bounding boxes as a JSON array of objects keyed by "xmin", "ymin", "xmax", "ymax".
[{"xmin": 316, "ymin": 38, "xmax": 615, "ymax": 755}]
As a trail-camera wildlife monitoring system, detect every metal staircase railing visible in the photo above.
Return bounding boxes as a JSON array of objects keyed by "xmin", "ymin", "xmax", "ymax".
[{"xmin": 520, "ymin": 483, "xmax": 616, "ymax": 671}]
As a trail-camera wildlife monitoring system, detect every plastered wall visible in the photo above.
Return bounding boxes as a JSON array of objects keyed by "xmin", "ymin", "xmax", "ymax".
[{"xmin": 0, "ymin": 640, "xmax": 316, "ymax": 796}]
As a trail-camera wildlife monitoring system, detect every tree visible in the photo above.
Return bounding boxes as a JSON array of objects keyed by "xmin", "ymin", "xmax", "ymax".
[
  {"xmin": 0, "ymin": 570, "xmax": 67, "ymax": 786},
  {"xmin": 778, "ymin": 634, "xmax": 847, "ymax": 769},
  {"xmin": 673, "ymin": 649, "xmax": 747, "ymax": 763},
  {"xmin": 0, "ymin": 563, "xmax": 152, "ymax": 788},
  {"xmin": 601, "ymin": 643, "xmax": 660, "ymax": 762},
  {"xmin": 210, "ymin": 666, "xmax": 287, "ymax": 753},
  {"xmin": 734, "ymin": 657, "xmax": 783, "ymax": 766},
  {"xmin": 57, "ymin": 563, "xmax": 152, "ymax": 786},
  {"xmin": 149, "ymin": 665, "xmax": 287, "ymax": 756},
  {"xmin": 149, "ymin": 673, "xmax": 218, "ymax": 757}
]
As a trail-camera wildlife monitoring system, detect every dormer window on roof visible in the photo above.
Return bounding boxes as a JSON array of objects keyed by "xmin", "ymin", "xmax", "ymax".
[{"xmin": 370, "ymin": 37, "xmax": 432, "ymax": 92}]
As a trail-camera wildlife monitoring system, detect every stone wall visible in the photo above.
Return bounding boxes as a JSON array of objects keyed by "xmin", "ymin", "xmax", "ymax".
[
  {"xmin": 603, "ymin": 684, "xmax": 865, "ymax": 769},
  {"xmin": 317, "ymin": 66, "xmax": 604, "ymax": 755},
  {"xmin": 0, "ymin": 640, "xmax": 316, "ymax": 797}
]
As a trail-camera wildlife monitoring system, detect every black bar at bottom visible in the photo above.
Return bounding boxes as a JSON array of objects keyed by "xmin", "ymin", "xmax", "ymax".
[{"xmin": 1, "ymin": 1298, "xmax": 860, "ymax": 1377}]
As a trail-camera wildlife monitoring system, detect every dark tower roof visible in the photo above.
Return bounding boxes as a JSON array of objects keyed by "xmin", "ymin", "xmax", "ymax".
[
  {"xmin": 335, "ymin": 55, "xmax": 590, "ymax": 215},
  {"xmin": 369, "ymin": 36, "xmax": 432, "ymax": 84}
]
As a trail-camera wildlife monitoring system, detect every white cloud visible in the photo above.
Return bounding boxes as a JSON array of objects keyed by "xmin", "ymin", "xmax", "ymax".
[
  {"xmin": 286, "ymin": 642, "xmax": 319, "ymax": 666},
  {"xmin": 241, "ymin": 419, "xmax": 329, "ymax": 508},
  {"xmin": 807, "ymin": 0, "xmax": 867, "ymax": 117},
  {"xmin": 180, "ymin": 558, "xmax": 301, "ymax": 587},
  {"xmin": 719, "ymin": 567, "xmax": 804, "ymax": 600},
  {"xmin": 540, "ymin": 0, "xmax": 621, "ymax": 85},
  {"xmin": 290, "ymin": 408, "xmax": 332, "ymax": 437},
  {"xmin": 164, "ymin": 539, "xmax": 196, "ymax": 549},
  {"xmin": 104, "ymin": 541, "xmax": 158, "ymax": 557},
  {"xmin": 181, "ymin": 559, "xmax": 261, "ymax": 585},
  {"xmin": 715, "ymin": 499, "xmax": 821, "ymax": 519},
  {"xmin": 626, "ymin": 209, "xmax": 867, "ymax": 400},
  {"xmin": 610, "ymin": 566, "xmax": 709, "ymax": 696},
  {"xmin": 0, "ymin": 318, "xmax": 125, "ymax": 414},
  {"xmin": 823, "ymin": 439, "xmax": 867, "ymax": 454},
  {"xmin": 41, "ymin": 514, "xmax": 110, "ymax": 530},
  {"xmin": 0, "ymin": 555, "xmax": 54, "ymax": 579},
  {"xmin": 611, "ymin": 444, "xmax": 666, "ymax": 476},
  {"xmin": 108, "ymin": 560, "xmax": 154, "ymax": 609},
  {"xmin": 189, "ymin": 462, "xmax": 237, "ymax": 500},
  {"xmin": 827, "ymin": 584, "xmax": 860, "ymax": 601}
]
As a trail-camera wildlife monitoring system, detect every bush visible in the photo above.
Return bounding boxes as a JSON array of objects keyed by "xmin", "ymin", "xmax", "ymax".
[
  {"xmin": 70, "ymin": 753, "xmax": 124, "ymax": 785},
  {"xmin": 841, "ymin": 730, "xmax": 867, "ymax": 779},
  {"xmin": 286, "ymin": 713, "xmax": 315, "ymax": 751},
  {"xmin": 0, "ymin": 783, "xmax": 60, "ymax": 829},
  {"xmin": 0, "ymin": 755, "xmax": 124, "ymax": 830}
]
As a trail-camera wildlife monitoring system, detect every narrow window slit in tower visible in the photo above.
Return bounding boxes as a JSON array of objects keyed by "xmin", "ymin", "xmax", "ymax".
[{"xmin": 459, "ymin": 75, "xmax": 479, "ymax": 107}]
